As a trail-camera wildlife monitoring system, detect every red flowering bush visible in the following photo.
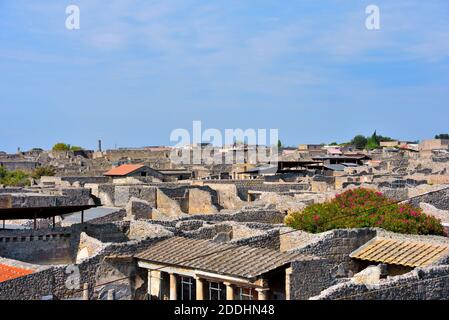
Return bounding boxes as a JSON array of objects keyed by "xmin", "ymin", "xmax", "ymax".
[{"xmin": 285, "ymin": 188, "xmax": 444, "ymax": 235}]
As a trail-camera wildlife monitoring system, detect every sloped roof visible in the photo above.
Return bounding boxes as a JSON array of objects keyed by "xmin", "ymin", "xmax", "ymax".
[
  {"xmin": 104, "ymin": 164, "xmax": 144, "ymax": 176},
  {"xmin": 0, "ymin": 264, "xmax": 33, "ymax": 283},
  {"xmin": 350, "ymin": 238, "xmax": 449, "ymax": 268},
  {"xmin": 135, "ymin": 237, "xmax": 313, "ymax": 280}
]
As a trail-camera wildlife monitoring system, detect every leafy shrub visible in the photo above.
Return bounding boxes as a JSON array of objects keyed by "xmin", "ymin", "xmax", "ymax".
[
  {"xmin": 31, "ymin": 166, "xmax": 56, "ymax": 179},
  {"xmin": 70, "ymin": 145, "xmax": 83, "ymax": 151},
  {"xmin": 52, "ymin": 143, "xmax": 83, "ymax": 151},
  {"xmin": 0, "ymin": 167, "xmax": 30, "ymax": 187},
  {"xmin": 52, "ymin": 143, "xmax": 71, "ymax": 151},
  {"xmin": 285, "ymin": 188, "xmax": 444, "ymax": 236}
]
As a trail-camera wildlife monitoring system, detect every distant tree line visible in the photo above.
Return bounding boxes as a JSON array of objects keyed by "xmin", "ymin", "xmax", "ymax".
[
  {"xmin": 435, "ymin": 133, "xmax": 449, "ymax": 140},
  {"xmin": 52, "ymin": 142, "xmax": 83, "ymax": 151},
  {"xmin": 329, "ymin": 131, "xmax": 395, "ymax": 150}
]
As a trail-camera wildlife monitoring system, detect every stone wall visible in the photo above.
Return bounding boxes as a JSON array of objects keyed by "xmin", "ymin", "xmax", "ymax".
[
  {"xmin": 406, "ymin": 187, "xmax": 449, "ymax": 210},
  {"xmin": 41, "ymin": 176, "xmax": 110, "ymax": 187},
  {"xmin": 312, "ymin": 264, "xmax": 449, "ymax": 300},
  {"xmin": 0, "ymin": 231, "xmax": 73, "ymax": 265},
  {"xmin": 288, "ymin": 228, "xmax": 377, "ymax": 278},
  {"xmin": 0, "ymin": 233, "xmax": 172, "ymax": 300},
  {"xmin": 287, "ymin": 258, "xmax": 334, "ymax": 300}
]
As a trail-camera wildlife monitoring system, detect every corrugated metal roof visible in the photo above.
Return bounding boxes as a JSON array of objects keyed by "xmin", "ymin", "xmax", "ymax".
[
  {"xmin": 104, "ymin": 164, "xmax": 144, "ymax": 176},
  {"xmin": 135, "ymin": 237, "xmax": 311, "ymax": 279},
  {"xmin": 350, "ymin": 238, "xmax": 449, "ymax": 268},
  {"xmin": 0, "ymin": 264, "xmax": 33, "ymax": 283}
]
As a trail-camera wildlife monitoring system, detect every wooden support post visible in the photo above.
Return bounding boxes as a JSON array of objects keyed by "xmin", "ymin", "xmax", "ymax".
[
  {"xmin": 81, "ymin": 210, "xmax": 84, "ymax": 224},
  {"xmin": 2, "ymin": 220, "xmax": 5, "ymax": 230},
  {"xmin": 33, "ymin": 213, "xmax": 37, "ymax": 230},
  {"xmin": 52, "ymin": 216, "xmax": 55, "ymax": 229}
]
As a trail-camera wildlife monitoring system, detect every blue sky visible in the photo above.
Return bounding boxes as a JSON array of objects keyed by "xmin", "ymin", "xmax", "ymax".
[{"xmin": 1, "ymin": 1, "xmax": 449, "ymax": 152}]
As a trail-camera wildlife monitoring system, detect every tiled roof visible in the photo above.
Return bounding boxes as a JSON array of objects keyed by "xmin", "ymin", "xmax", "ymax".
[
  {"xmin": 104, "ymin": 164, "xmax": 144, "ymax": 176},
  {"xmin": 350, "ymin": 238, "xmax": 449, "ymax": 268},
  {"xmin": 135, "ymin": 237, "xmax": 312, "ymax": 280},
  {"xmin": 0, "ymin": 264, "xmax": 34, "ymax": 283}
]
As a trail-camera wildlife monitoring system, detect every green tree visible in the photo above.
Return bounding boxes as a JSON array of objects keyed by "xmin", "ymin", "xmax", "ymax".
[
  {"xmin": 435, "ymin": 134, "xmax": 449, "ymax": 140},
  {"xmin": 351, "ymin": 135, "xmax": 368, "ymax": 150},
  {"xmin": 277, "ymin": 140, "xmax": 282, "ymax": 149},
  {"xmin": 52, "ymin": 143, "xmax": 71, "ymax": 151},
  {"xmin": 70, "ymin": 145, "xmax": 83, "ymax": 151},
  {"xmin": 52, "ymin": 143, "xmax": 83, "ymax": 151},
  {"xmin": 365, "ymin": 131, "xmax": 380, "ymax": 150}
]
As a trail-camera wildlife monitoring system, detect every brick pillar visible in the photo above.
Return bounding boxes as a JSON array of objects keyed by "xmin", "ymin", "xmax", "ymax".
[
  {"xmin": 196, "ymin": 277, "xmax": 206, "ymax": 300},
  {"xmin": 223, "ymin": 282, "xmax": 234, "ymax": 300},
  {"xmin": 169, "ymin": 273, "xmax": 177, "ymax": 300}
]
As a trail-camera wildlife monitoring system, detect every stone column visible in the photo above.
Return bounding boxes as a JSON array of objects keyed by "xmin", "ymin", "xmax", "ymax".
[
  {"xmin": 169, "ymin": 273, "xmax": 177, "ymax": 300},
  {"xmin": 148, "ymin": 270, "xmax": 162, "ymax": 300},
  {"xmin": 82, "ymin": 283, "xmax": 89, "ymax": 300},
  {"xmin": 107, "ymin": 289, "xmax": 116, "ymax": 300},
  {"xmin": 223, "ymin": 282, "xmax": 234, "ymax": 300},
  {"xmin": 285, "ymin": 267, "xmax": 293, "ymax": 300},
  {"xmin": 256, "ymin": 288, "xmax": 269, "ymax": 300},
  {"xmin": 196, "ymin": 277, "xmax": 206, "ymax": 300}
]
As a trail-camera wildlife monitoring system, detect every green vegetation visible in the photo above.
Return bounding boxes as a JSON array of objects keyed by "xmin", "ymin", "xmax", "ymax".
[
  {"xmin": 351, "ymin": 135, "xmax": 368, "ymax": 150},
  {"xmin": 285, "ymin": 188, "xmax": 444, "ymax": 236},
  {"xmin": 31, "ymin": 166, "xmax": 56, "ymax": 179},
  {"xmin": 0, "ymin": 166, "xmax": 30, "ymax": 187},
  {"xmin": 52, "ymin": 143, "xmax": 71, "ymax": 151},
  {"xmin": 0, "ymin": 166, "xmax": 56, "ymax": 186},
  {"xmin": 52, "ymin": 143, "xmax": 83, "ymax": 151},
  {"xmin": 349, "ymin": 131, "xmax": 395, "ymax": 150},
  {"xmin": 435, "ymin": 134, "xmax": 449, "ymax": 140}
]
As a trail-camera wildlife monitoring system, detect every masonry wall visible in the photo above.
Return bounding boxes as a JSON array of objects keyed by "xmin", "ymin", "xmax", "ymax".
[
  {"xmin": 407, "ymin": 187, "xmax": 449, "ymax": 210},
  {"xmin": 289, "ymin": 229, "xmax": 377, "ymax": 278},
  {"xmin": 0, "ymin": 233, "xmax": 172, "ymax": 300},
  {"xmin": 313, "ymin": 265, "xmax": 449, "ymax": 300},
  {"xmin": 287, "ymin": 258, "xmax": 334, "ymax": 300},
  {"xmin": 0, "ymin": 232, "xmax": 72, "ymax": 264},
  {"xmin": 203, "ymin": 180, "xmax": 309, "ymax": 201}
]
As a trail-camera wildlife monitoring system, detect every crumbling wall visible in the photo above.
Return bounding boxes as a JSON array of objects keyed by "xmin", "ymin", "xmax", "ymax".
[
  {"xmin": 0, "ymin": 233, "xmax": 172, "ymax": 300},
  {"xmin": 76, "ymin": 232, "xmax": 106, "ymax": 264},
  {"xmin": 181, "ymin": 188, "xmax": 218, "ymax": 214},
  {"xmin": 312, "ymin": 265, "xmax": 449, "ymax": 300},
  {"xmin": 407, "ymin": 187, "xmax": 449, "ymax": 210},
  {"xmin": 287, "ymin": 229, "xmax": 377, "ymax": 278}
]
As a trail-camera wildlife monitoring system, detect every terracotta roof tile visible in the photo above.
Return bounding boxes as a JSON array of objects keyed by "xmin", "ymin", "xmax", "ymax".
[{"xmin": 104, "ymin": 164, "xmax": 144, "ymax": 176}]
